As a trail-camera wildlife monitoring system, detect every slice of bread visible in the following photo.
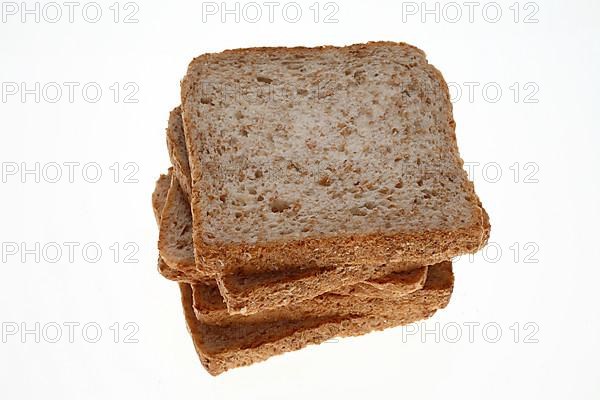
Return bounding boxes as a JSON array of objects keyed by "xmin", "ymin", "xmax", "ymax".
[
  {"xmin": 180, "ymin": 41, "xmax": 490, "ymax": 277},
  {"xmin": 192, "ymin": 265, "xmax": 429, "ymax": 325},
  {"xmin": 180, "ymin": 262, "xmax": 454, "ymax": 375}
]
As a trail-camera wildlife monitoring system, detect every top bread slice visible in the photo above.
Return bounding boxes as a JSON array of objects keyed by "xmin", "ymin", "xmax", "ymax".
[{"xmin": 180, "ymin": 41, "xmax": 490, "ymax": 275}]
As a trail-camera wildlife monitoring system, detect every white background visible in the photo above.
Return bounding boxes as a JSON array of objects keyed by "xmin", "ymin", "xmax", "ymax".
[{"xmin": 1, "ymin": 0, "xmax": 599, "ymax": 398}]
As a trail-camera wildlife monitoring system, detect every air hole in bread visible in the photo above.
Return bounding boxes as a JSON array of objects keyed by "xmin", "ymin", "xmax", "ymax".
[
  {"xmin": 350, "ymin": 207, "xmax": 367, "ymax": 216},
  {"xmin": 318, "ymin": 176, "xmax": 332, "ymax": 186},
  {"xmin": 257, "ymin": 76, "xmax": 273, "ymax": 84},
  {"xmin": 270, "ymin": 199, "xmax": 291, "ymax": 213}
]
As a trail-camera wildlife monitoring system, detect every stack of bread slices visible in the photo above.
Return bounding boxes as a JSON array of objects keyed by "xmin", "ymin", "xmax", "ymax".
[{"xmin": 152, "ymin": 42, "xmax": 490, "ymax": 375}]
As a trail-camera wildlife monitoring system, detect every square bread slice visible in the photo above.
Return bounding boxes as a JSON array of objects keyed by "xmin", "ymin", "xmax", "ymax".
[
  {"xmin": 180, "ymin": 41, "xmax": 490, "ymax": 278},
  {"xmin": 153, "ymin": 171, "xmax": 428, "ymax": 309},
  {"xmin": 180, "ymin": 262, "xmax": 454, "ymax": 375}
]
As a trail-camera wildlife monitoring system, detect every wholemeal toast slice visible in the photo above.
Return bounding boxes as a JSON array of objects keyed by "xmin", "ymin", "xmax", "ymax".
[
  {"xmin": 180, "ymin": 262, "xmax": 454, "ymax": 375},
  {"xmin": 153, "ymin": 171, "xmax": 428, "ymax": 303},
  {"xmin": 180, "ymin": 41, "xmax": 490, "ymax": 279},
  {"xmin": 157, "ymin": 161, "xmax": 424, "ymax": 314}
]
